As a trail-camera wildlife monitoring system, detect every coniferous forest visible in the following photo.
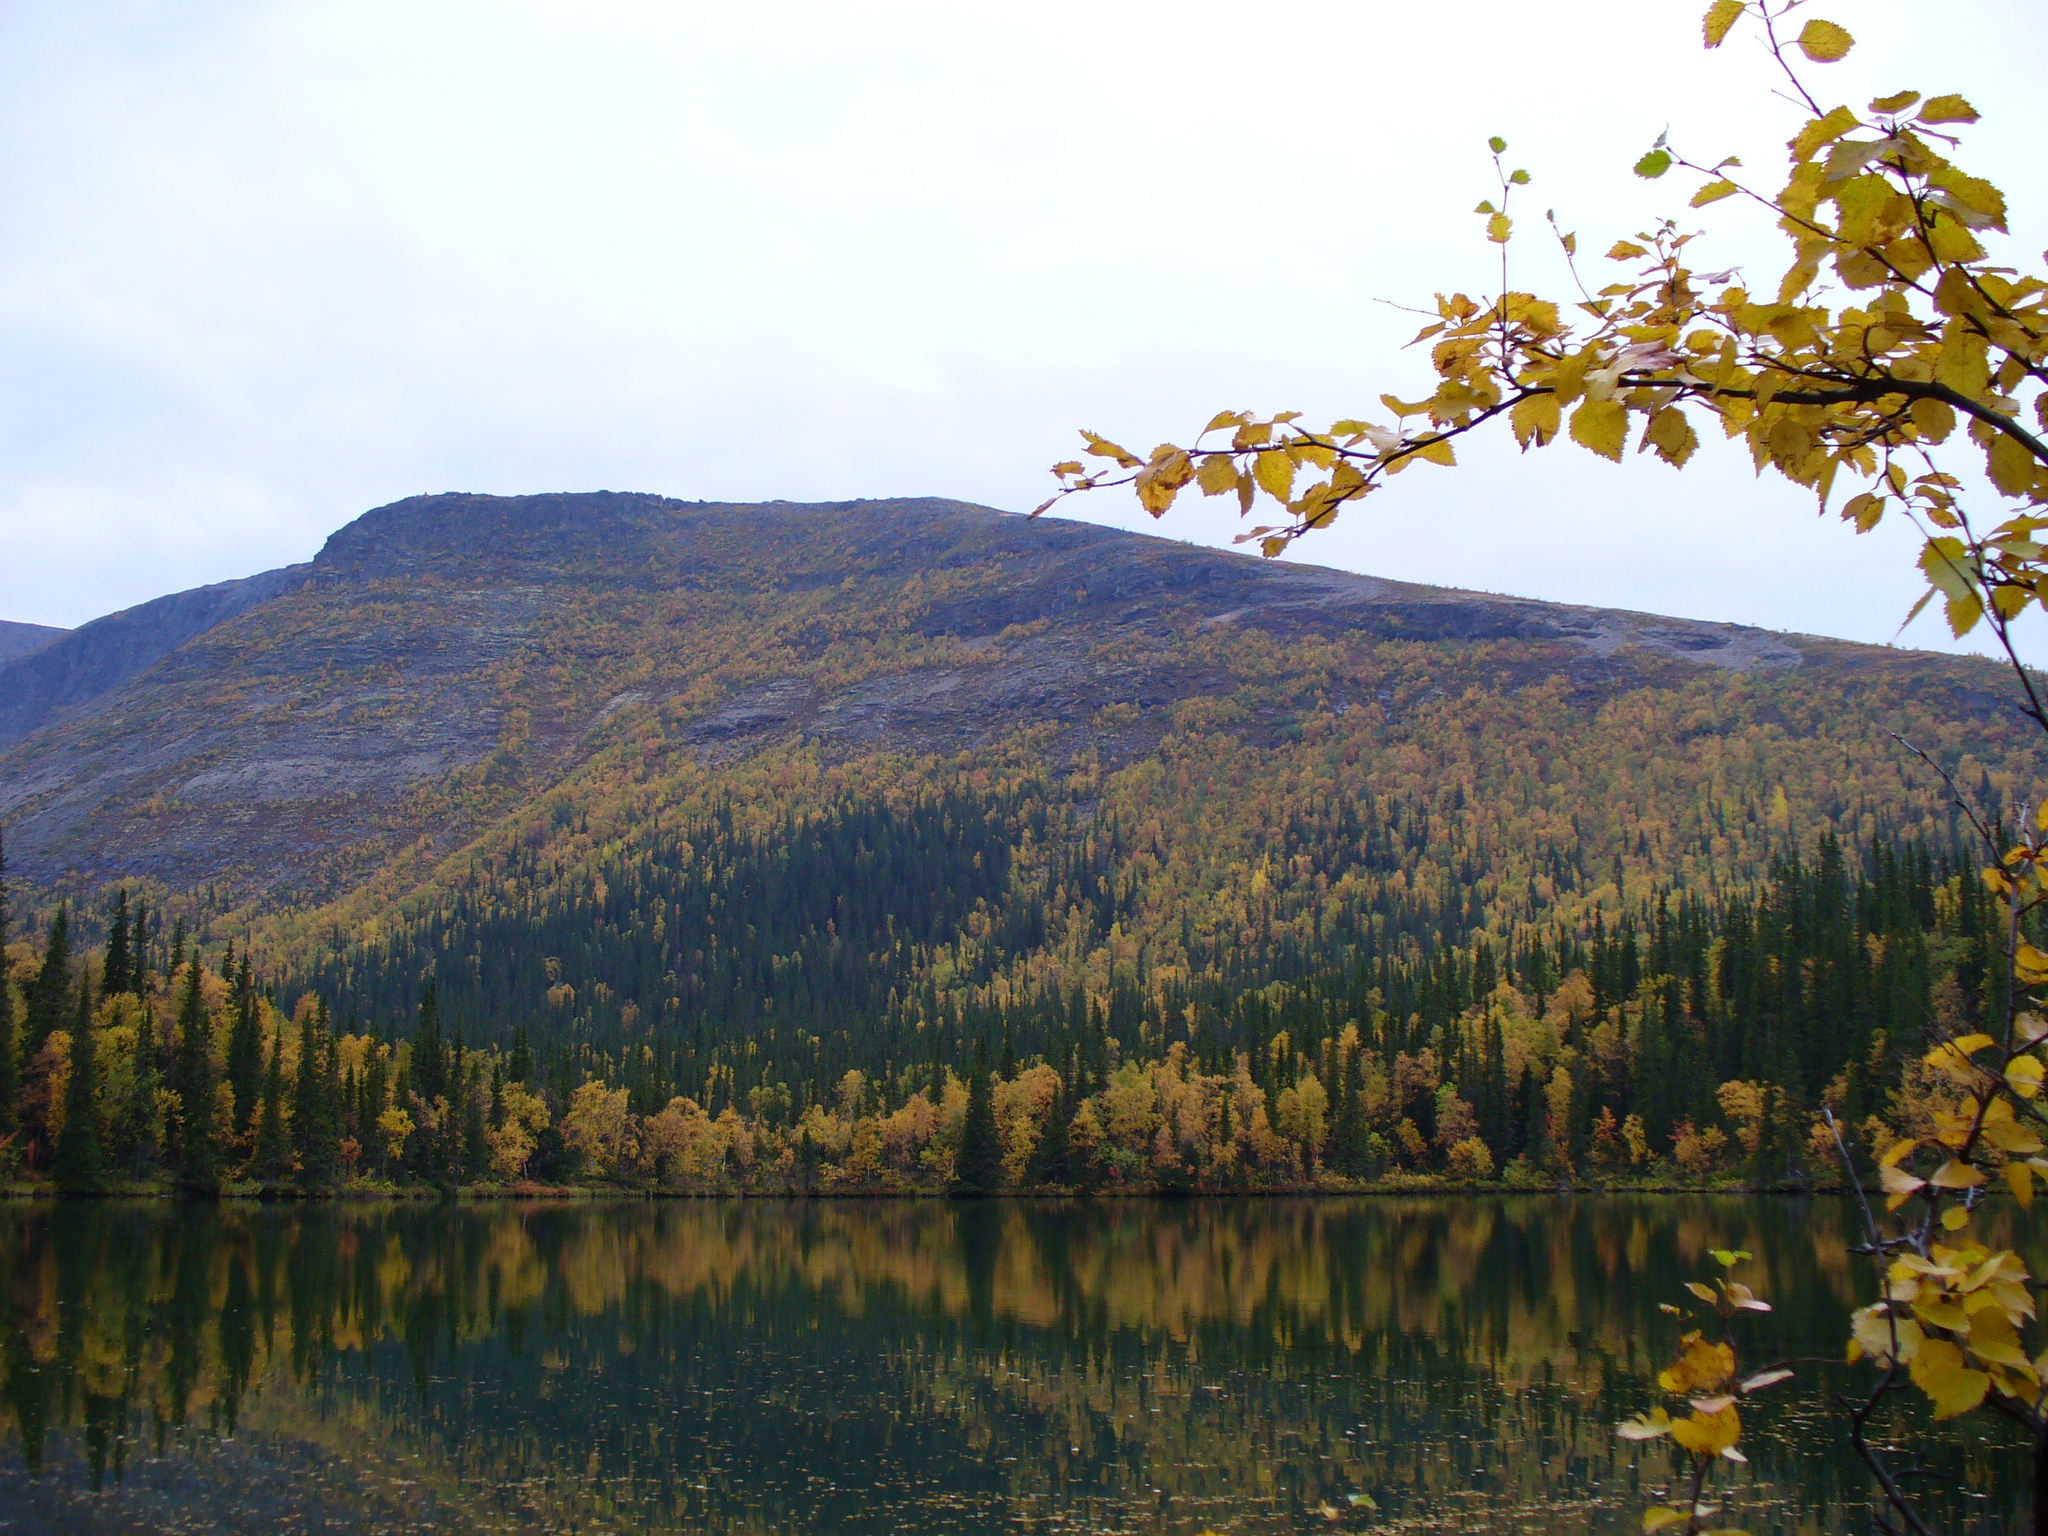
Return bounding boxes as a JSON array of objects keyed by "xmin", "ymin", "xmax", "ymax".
[{"xmin": 0, "ymin": 758, "xmax": 2014, "ymax": 1195}]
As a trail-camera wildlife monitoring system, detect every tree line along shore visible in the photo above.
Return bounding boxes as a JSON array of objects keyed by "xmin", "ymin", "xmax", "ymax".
[{"xmin": 0, "ymin": 821, "xmax": 1992, "ymax": 1199}]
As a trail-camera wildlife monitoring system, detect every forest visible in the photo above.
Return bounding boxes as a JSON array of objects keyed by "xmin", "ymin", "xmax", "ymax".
[{"xmin": 0, "ymin": 752, "xmax": 2005, "ymax": 1195}]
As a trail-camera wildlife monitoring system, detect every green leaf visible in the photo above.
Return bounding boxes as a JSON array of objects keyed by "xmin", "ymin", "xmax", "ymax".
[
  {"xmin": 1509, "ymin": 169, "xmax": 1531, "ymax": 185},
  {"xmin": 1635, "ymin": 149, "xmax": 1673, "ymax": 180},
  {"xmin": 1488, "ymin": 135, "xmax": 1507, "ymax": 153}
]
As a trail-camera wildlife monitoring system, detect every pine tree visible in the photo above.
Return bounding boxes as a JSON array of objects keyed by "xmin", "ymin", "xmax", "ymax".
[
  {"xmin": 407, "ymin": 986, "xmax": 445, "ymax": 1182},
  {"xmin": 223, "ymin": 955, "xmax": 263, "ymax": 1142},
  {"xmin": 252, "ymin": 1030, "xmax": 291, "ymax": 1185},
  {"xmin": 1325, "ymin": 1044, "xmax": 1368, "ymax": 1176},
  {"xmin": 459, "ymin": 1045, "xmax": 488, "ymax": 1185},
  {"xmin": 102, "ymin": 891, "xmax": 132, "ymax": 999},
  {"xmin": 132, "ymin": 897, "xmax": 154, "ymax": 997},
  {"xmin": 293, "ymin": 1003, "xmax": 340, "ymax": 1190},
  {"xmin": 361, "ymin": 1045, "xmax": 389, "ymax": 1178},
  {"xmin": 319, "ymin": 1004, "xmax": 345, "ymax": 1184},
  {"xmin": 173, "ymin": 960, "xmax": 220, "ymax": 1196},
  {"xmin": 1026, "ymin": 1083, "xmax": 1070, "ymax": 1187},
  {"xmin": 53, "ymin": 976, "xmax": 103, "ymax": 1193},
  {"xmin": 120, "ymin": 1031, "xmax": 160, "ymax": 1179},
  {"xmin": 0, "ymin": 828, "xmax": 15, "ymax": 1144},
  {"xmin": 25, "ymin": 905, "xmax": 71, "ymax": 1059},
  {"xmin": 952, "ymin": 1046, "xmax": 1002, "ymax": 1196}
]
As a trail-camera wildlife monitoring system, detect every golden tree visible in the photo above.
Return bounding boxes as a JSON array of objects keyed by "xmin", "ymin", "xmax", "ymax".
[{"xmin": 1041, "ymin": 4, "xmax": 2048, "ymax": 1531}]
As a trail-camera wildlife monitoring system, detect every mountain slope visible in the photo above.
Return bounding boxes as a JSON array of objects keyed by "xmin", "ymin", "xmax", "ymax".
[
  {"xmin": 0, "ymin": 620, "xmax": 67, "ymax": 664},
  {"xmin": 1, "ymin": 490, "xmax": 2033, "ymax": 935}
]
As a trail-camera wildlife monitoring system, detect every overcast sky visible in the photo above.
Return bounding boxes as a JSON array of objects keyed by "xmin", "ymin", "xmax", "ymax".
[{"xmin": 1, "ymin": 1, "xmax": 2042, "ymax": 655}]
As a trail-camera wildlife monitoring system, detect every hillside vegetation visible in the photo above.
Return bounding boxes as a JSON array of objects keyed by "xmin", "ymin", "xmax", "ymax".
[{"xmin": 0, "ymin": 493, "xmax": 2038, "ymax": 1193}]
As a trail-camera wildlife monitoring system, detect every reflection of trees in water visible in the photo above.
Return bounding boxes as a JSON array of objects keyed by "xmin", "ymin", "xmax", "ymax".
[{"xmin": 0, "ymin": 1198, "xmax": 2032, "ymax": 1532}]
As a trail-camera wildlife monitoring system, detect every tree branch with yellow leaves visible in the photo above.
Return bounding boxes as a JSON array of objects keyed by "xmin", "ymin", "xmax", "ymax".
[{"xmin": 1040, "ymin": 3, "xmax": 2048, "ymax": 1531}]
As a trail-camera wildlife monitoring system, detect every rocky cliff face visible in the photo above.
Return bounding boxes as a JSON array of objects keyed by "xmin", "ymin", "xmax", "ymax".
[{"xmin": 0, "ymin": 491, "xmax": 2027, "ymax": 914}]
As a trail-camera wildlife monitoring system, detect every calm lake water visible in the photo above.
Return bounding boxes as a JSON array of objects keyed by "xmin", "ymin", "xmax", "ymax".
[{"xmin": 0, "ymin": 1196, "xmax": 2031, "ymax": 1535}]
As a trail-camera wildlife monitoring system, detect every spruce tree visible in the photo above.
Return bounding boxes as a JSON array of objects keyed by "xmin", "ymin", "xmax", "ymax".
[
  {"xmin": 0, "ymin": 859, "xmax": 15, "ymax": 1143},
  {"xmin": 1026, "ymin": 1083, "xmax": 1070, "ymax": 1187},
  {"xmin": 295, "ymin": 1001, "xmax": 341, "ymax": 1190},
  {"xmin": 121, "ymin": 1032, "xmax": 160, "ymax": 1179},
  {"xmin": 132, "ymin": 897, "xmax": 153, "ymax": 997},
  {"xmin": 1325, "ymin": 1046, "xmax": 1368, "ymax": 1176},
  {"xmin": 25, "ymin": 905, "xmax": 71, "ymax": 1059},
  {"xmin": 407, "ymin": 986, "xmax": 445, "ymax": 1182},
  {"xmin": 952, "ymin": 1046, "xmax": 1002, "ymax": 1196},
  {"xmin": 361, "ymin": 1045, "xmax": 389, "ymax": 1177},
  {"xmin": 102, "ymin": 890, "xmax": 135, "ymax": 1000},
  {"xmin": 173, "ymin": 960, "xmax": 220, "ymax": 1196},
  {"xmin": 320, "ymin": 1003, "xmax": 345, "ymax": 1183},
  {"xmin": 253, "ymin": 1031, "xmax": 290, "ymax": 1185},
  {"xmin": 53, "ymin": 976, "xmax": 103, "ymax": 1193},
  {"xmin": 223, "ymin": 959, "xmax": 263, "ymax": 1142}
]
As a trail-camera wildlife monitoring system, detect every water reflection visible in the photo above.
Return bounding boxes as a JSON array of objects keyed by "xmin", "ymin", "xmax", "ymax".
[{"xmin": 0, "ymin": 1197, "xmax": 2031, "ymax": 1534}]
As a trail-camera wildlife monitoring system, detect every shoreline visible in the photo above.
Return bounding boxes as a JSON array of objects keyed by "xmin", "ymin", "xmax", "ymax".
[{"xmin": 0, "ymin": 1176, "xmax": 1862, "ymax": 1202}]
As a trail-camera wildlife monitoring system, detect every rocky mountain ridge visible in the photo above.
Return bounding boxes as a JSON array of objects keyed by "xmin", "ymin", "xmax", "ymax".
[
  {"xmin": 0, "ymin": 620, "xmax": 67, "ymax": 664},
  {"xmin": 0, "ymin": 491, "xmax": 2028, "ymax": 928}
]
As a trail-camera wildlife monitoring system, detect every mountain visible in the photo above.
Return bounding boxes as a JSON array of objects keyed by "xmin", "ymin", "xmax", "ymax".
[
  {"xmin": 4, "ymin": 488, "xmax": 2040, "ymax": 1184},
  {"xmin": 0, "ymin": 488, "xmax": 2032, "ymax": 971},
  {"xmin": 0, "ymin": 620, "xmax": 68, "ymax": 664}
]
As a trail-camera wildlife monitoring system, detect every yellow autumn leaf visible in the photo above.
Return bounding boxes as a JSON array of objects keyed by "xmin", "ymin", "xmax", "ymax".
[
  {"xmin": 1930, "ymin": 1160, "xmax": 1988, "ymax": 1189},
  {"xmin": 1570, "ymin": 399, "xmax": 1630, "ymax": 462},
  {"xmin": 1487, "ymin": 212, "xmax": 1512, "ymax": 244},
  {"xmin": 1924, "ymin": 1034, "xmax": 1994, "ymax": 1079},
  {"xmin": 1795, "ymin": 18, "xmax": 1854, "ymax": 62},
  {"xmin": 1659, "ymin": 1333, "xmax": 1736, "ymax": 1394},
  {"xmin": 1852, "ymin": 1304, "xmax": 1924, "ymax": 1365},
  {"xmin": 1641, "ymin": 1507, "xmax": 1689, "ymax": 1533},
  {"xmin": 1911, "ymin": 1339, "xmax": 1992, "ymax": 1419},
  {"xmin": 1251, "ymin": 449, "xmax": 1295, "ymax": 503},
  {"xmin": 1511, "ymin": 392, "xmax": 1561, "ymax": 449},
  {"xmin": 1918, "ymin": 94, "xmax": 1980, "ymax": 125},
  {"xmin": 1642, "ymin": 406, "xmax": 1699, "ymax": 467},
  {"xmin": 1982, "ymin": 1116, "xmax": 2043, "ymax": 1156},
  {"xmin": 1880, "ymin": 1162, "xmax": 1927, "ymax": 1210},
  {"xmin": 1669, "ymin": 1403, "xmax": 1740, "ymax": 1457},
  {"xmin": 1966, "ymin": 1308, "xmax": 2033, "ymax": 1373},
  {"xmin": 2009, "ymin": 1057, "xmax": 2046, "ymax": 1100},
  {"xmin": 2008, "ymin": 1163, "xmax": 2036, "ymax": 1209},
  {"xmin": 1700, "ymin": 0, "xmax": 1745, "ymax": 48},
  {"xmin": 1690, "ymin": 179, "xmax": 1740, "ymax": 207},
  {"xmin": 1912, "ymin": 1292, "xmax": 1969, "ymax": 1330},
  {"xmin": 1195, "ymin": 454, "xmax": 1239, "ymax": 497}
]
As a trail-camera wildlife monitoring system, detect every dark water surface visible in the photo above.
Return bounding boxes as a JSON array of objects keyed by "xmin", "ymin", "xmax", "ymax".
[{"xmin": 0, "ymin": 1196, "xmax": 2031, "ymax": 1534}]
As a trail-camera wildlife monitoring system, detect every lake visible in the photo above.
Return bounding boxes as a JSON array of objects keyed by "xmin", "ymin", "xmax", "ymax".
[{"xmin": 0, "ymin": 1196, "xmax": 2030, "ymax": 1534}]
